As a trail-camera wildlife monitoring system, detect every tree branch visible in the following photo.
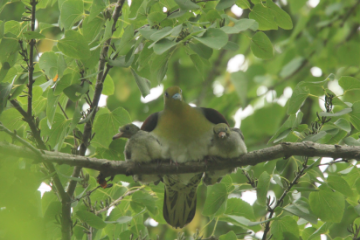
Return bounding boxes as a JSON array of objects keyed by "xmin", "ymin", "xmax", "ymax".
[
  {"xmin": 1, "ymin": 141, "xmax": 358, "ymax": 178},
  {"xmin": 67, "ymin": 0, "xmax": 127, "ymax": 198}
]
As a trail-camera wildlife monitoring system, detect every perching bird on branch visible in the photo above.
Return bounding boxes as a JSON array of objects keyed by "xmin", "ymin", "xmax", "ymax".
[
  {"xmin": 141, "ymin": 86, "xmax": 228, "ymax": 228},
  {"xmin": 112, "ymin": 123, "xmax": 162, "ymax": 185},
  {"xmin": 203, "ymin": 123, "xmax": 247, "ymax": 185}
]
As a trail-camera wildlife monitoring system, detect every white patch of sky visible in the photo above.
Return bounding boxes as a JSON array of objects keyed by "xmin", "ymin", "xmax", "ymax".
[
  {"xmin": 307, "ymin": 0, "xmax": 320, "ymax": 8},
  {"xmin": 227, "ymin": 54, "xmax": 245, "ymax": 73},
  {"xmin": 310, "ymin": 66, "xmax": 322, "ymax": 77},
  {"xmin": 38, "ymin": 182, "xmax": 52, "ymax": 198},
  {"xmin": 233, "ymin": 105, "xmax": 254, "ymax": 128},
  {"xmin": 145, "ymin": 218, "xmax": 159, "ymax": 227},
  {"xmin": 231, "ymin": 5, "xmax": 243, "ymax": 17},
  {"xmin": 319, "ymin": 157, "xmax": 333, "ymax": 172},
  {"xmin": 213, "ymin": 81, "xmax": 225, "ymax": 97},
  {"xmin": 99, "ymin": 94, "xmax": 108, "ymax": 107},
  {"xmin": 328, "ymin": 80, "xmax": 344, "ymax": 96},
  {"xmin": 163, "ymin": 7, "xmax": 167, "ymax": 12},
  {"xmin": 189, "ymin": 103, "xmax": 197, "ymax": 107},
  {"xmin": 318, "ymin": 95, "xmax": 327, "ymax": 112},
  {"xmin": 141, "ymin": 84, "xmax": 164, "ymax": 103},
  {"xmin": 240, "ymin": 190, "xmax": 257, "ymax": 205}
]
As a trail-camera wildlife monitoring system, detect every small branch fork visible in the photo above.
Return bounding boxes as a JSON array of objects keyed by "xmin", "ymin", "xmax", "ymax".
[{"xmin": 261, "ymin": 157, "xmax": 309, "ymax": 240}]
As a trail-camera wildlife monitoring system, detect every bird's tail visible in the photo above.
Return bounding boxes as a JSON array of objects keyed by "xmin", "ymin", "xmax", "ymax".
[{"xmin": 163, "ymin": 173, "xmax": 202, "ymax": 228}]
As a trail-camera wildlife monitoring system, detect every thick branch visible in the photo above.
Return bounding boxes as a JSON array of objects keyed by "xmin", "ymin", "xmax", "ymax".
[{"xmin": 1, "ymin": 141, "xmax": 359, "ymax": 178}]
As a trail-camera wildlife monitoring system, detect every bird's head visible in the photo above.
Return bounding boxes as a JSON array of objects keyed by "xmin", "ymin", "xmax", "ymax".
[
  {"xmin": 213, "ymin": 123, "xmax": 230, "ymax": 139},
  {"xmin": 112, "ymin": 124, "xmax": 140, "ymax": 140},
  {"xmin": 164, "ymin": 86, "xmax": 183, "ymax": 108}
]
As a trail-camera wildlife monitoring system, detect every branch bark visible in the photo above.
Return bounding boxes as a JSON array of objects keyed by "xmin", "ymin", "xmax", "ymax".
[{"xmin": 1, "ymin": 141, "xmax": 359, "ymax": 178}]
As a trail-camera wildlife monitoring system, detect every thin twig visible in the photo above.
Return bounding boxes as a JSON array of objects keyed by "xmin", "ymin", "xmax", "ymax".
[
  {"xmin": 67, "ymin": 0, "xmax": 127, "ymax": 198},
  {"xmin": 95, "ymin": 188, "xmax": 143, "ymax": 215},
  {"xmin": 58, "ymin": 102, "xmax": 69, "ymax": 119},
  {"xmin": 262, "ymin": 157, "xmax": 309, "ymax": 240},
  {"xmin": 27, "ymin": 0, "xmax": 37, "ymax": 117}
]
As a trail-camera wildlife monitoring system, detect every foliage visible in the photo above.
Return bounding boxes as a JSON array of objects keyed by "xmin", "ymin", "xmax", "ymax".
[{"xmin": 1, "ymin": 0, "xmax": 360, "ymax": 239}]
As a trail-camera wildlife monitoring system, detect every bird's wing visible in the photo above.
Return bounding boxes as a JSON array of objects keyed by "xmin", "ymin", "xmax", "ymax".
[
  {"xmin": 197, "ymin": 107, "xmax": 229, "ymax": 125},
  {"xmin": 141, "ymin": 112, "xmax": 161, "ymax": 132},
  {"xmin": 230, "ymin": 127, "xmax": 245, "ymax": 141}
]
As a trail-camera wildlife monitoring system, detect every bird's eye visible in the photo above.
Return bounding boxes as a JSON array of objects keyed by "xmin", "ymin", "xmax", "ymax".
[
  {"xmin": 165, "ymin": 92, "xmax": 169, "ymax": 98},
  {"xmin": 125, "ymin": 126, "xmax": 130, "ymax": 130}
]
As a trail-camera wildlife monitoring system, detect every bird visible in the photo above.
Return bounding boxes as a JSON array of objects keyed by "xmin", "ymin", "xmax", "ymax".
[
  {"xmin": 203, "ymin": 123, "xmax": 247, "ymax": 185},
  {"xmin": 141, "ymin": 86, "xmax": 228, "ymax": 228},
  {"xmin": 112, "ymin": 123, "xmax": 162, "ymax": 185}
]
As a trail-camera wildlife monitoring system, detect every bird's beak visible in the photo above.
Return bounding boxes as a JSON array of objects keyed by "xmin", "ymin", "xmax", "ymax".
[
  {"xmin": 112, "ymin": 132, "xmax": 124, "ymax": 140},
  {"xmin": 172, "ymin": 93, "xmax": 181, "ymax": 100},
  {"xmin": 218, "ymin": 131, "xmax": 226, "ymax": 139}
]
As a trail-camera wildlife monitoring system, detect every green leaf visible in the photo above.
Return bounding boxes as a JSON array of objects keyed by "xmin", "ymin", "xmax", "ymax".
[
  {"xmin": 307, "ymin": 222, "xmax": 333, "ymax": 240},
  {"xmin": 203, "ymin": 183, "xmax": 228, "ymax": 216},
  {"xmin": 76, "ymin": 210, "xmax": 106, "ymax": 229},
  {"xmin": 256, "ymin": 171, "xmax": 270, "ymax": 206},
  {"xmin": 189, "ymin": 42, "xmax": 213, "ymax": 59},
  {"xmin": 224, "ymin": 198, "xmax": 255, "ymax": 220},
  {"xmin": 92, "ymin": 107, "xmax": 131, "ymax": 148},
  {"xmin": 267, "ymin": 0, "xmax": 293, "ymax": 30},
  {"xmin": 82, "ymin": 16, "xmax": 104, "ymax": 44},
  {"xmin": 249, "ymin": 4, "xmax": 278, "ymax": 31},
  {"xmin": 131, "ymin": 191, "xmax": 158, "ymax": 215},
  {"xmin": 39, "ymin": 52, "xmax": 58, "ymax": 79},
  {"xmin": 333, "ymin": 118, "xmax": 351, "ymax": 132},
  {"xmin": 349, "ymin": 101, "xmax": 360, "ymax": 131},
  {"xmin": 318, "ymin": 108, "xmax": 352, "ymax": 117},
  {"xmin": 231, "ymin": 71, "xmax": 248, "ymax": 106},
  {"xmin": 22, "ymin": 31, "xmax": 45, "ymax": 40},
  {"xmin": 309, "ymin": 189, "xmax": 345, "ymax": 223},
  {"xmin": 279, "ymin": 57, "xmax": 304, "ymax": 78},
  {"xmin": 236, "ymin": 0, "xmax": 250, "ymax": 9},
  {"xmin": 338, "ymin": 76, "xmax": 360, "ymax": 91},
  {"xmin": 46, "ymin": 89, "xmax": 61, "ymax": 128},
  {"xmin": 216, "ymin": 0, "xmax": 235, "ymax": 10},
  {"xmin": 283, "ymin": 201, "xmax": 318, "ymax": 224},
  {"xmin": 254, "ymin": 104, "xmax": 284, "ymax": 135},
  {"xmin": 344, "ymin": 137, "xmax": 360, "ymax": 146},
  {"xmin": 40, "ymin": 114, "xmax": 72, "ymax": 150},
  {"xmin": 250, "ymin": 32, "xmax": 273, "ymax": 59},
  {"xmin": 221, "ymin": 19, "xmax": 258, "ymax": 34},
  {"xmin": 287, "ymin": 83, "xmax": 309, "ymax": 114},
  {"xmin": 194, "ymin": 28, "xmax": 228, "ymax": 50},
  {"xmin": 60, "ymin": 0, "xmax": 84, "ymax": 30},
  {"xmin": 175, "ymin": 0, "xmax": 200, "ymax": 10},
  {"xmin": 63, "ymin": 82, "xmax": 89, "ymax": 102},
  {"xmin": 337, "ymin": 42, "xmax": 360, "ymax": 66},
  {"xmin": 53, "ymin": 73, "xmax": 73, "ymax": 95},
  {"xmin": 148, "ymin": 11, "xmax": 167, "ymax": 26},
  {"xmin": 327, "ymin": 174, "xmax": 354, "ymax": 197},
  {"xmin": 116, "ymin": 25, "xmax": 134, "ymax": 55},
  {"xmin": 58, "ymin": 30, "xmax": 91, "ymax": 59},
  {"xmin": 190, "ymin": 54, "xmax": 204, "ymax": 75},
  {"xmin": 89, "ymin": 0, "xmax": 106, "ymax": 21},
  {"xmin": 153, "ymin": 39, "xmax": 177, "ymax": 55},
  {"xmin": 0, "ymin": 81, "xmax": 14, "ymax": 115},
  {"xmin": 131, "ymin": 69, "xmax": 151, "ymax": 97},
  {"xmin": 103, "ymin": 74, "xmax": 114, "ymax": 96},
  {"xmin": 219, "ymin": 231, "xmax": 237, "ymax": 240},
  {"xmin": 271, "ymin": 216, "xmax": 299, "ymax": 240}
]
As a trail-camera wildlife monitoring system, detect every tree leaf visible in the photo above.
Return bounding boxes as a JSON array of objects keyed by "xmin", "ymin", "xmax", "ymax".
[
  {"xmin": 283, "ymin": 201, "xmax": 318, "ymax": 224},
  {"xmin": 216, "ymin": 0, "xmax": 235, "ymax": 10},
  {"xmin": 219, "ymin": 231, "xmax": 237, "ymax": 240},
  {"xmin": 131, "ymin": 191, "xmax": 158, "ymax": 215},
  {"xmin": 153, "ymin": 39, "xmax": 177, "ymax": 55},
  {"xmin": 279, "ymin": 57, "xmax": 304, "ymax": 78},
  {"xmin": 58, "ymin": 30, "xmax": 91, "ymax": 59},
  {"xmin": 327, "ymin": 174, "xmax": 354, "ymax": 197},
  {"xmin": 267, "ymin": 0, "xmax": 293, "ymax": 30},
  {"xmin": 103, "ymin": 74, "xmax": 114, "ymax": 96},
  {"xmin": 256, "ymin": 171, "xmax": 270, "ymax": 206},
  {"xmin": 287, "ymin": 83, "xmax": 309, "ymax": 114},
  {"xmin": 131, "ymin": 68, "xmax": 151, "ymax": 97},
  {"xmin": 92, "ymin": 107, "xmax": 131, "ymax": 148},
  {"xmin": 76, "ymin": 210, "xmax": 106, "ymax": 229},
  {"xmin": 349, "ymin": 101, "xmax": 360, "ymax": 130},
  {"xmin": 39, "ymin": 52, "xmax": 58, "ymax": 79},
  {"xmin": 194, "ymin": 28, "xmax": 228, "ymax": 50},
  {"xmin": 249, "ymin": 4, "xmax": 278, "ymax": 31},
  {"xmin": 318, "ymin": 108, "xmax": 352, "ymax": 117},
  {"xmin": 22, "ymin": 31, "xmax": 45, "ymax": 40},
  {"xmin": 189, "ymin": 42, "xmax": 213, "ymax": 59},
  {"xmin": 60, "ymin": 0, "xmax": 84, "ymax": 30},
  {"xmin": 46, "ymin": 89, "xmax": 61, "ymax": 128},
  {"xmin": 309, "ymin": 189, "xmax": 345, "ymax": 223},
  {"xmin": 271, "ymin": 216, "xmax": 299, "ymax": 240},
  {"xmin": 221, "ymin": 19, "xmax": 258, "ymax": 34},
  {"xmin": 338, "ymin": 76, "xmax": 360, "ymax": 91},
  {"xmin": 0, "ymin": 81, "xmax": 13, "ymax": 115},
  {"xmin": 251, "ymin": 32, "xmax": 273, "ymax": 59},
  {"xmin": 175, "ymin": 0, "xmax": 200, "ymax": 10},
  {"xmin": 203, "ymin": 183, "xmax": 228, "ymax": 216},
  {"xmin": 89, "ymin": 0, "xmax": 106, "ymax": 21}
]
